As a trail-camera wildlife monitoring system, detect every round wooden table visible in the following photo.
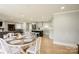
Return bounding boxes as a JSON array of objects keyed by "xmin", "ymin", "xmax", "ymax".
[
  {"xmin": 7, "ymin": 38, "xmax": 36, "ymax": 46},
  {"xmin": 6, "ymin": 38, "xmax": 36, "ymax": 53}
]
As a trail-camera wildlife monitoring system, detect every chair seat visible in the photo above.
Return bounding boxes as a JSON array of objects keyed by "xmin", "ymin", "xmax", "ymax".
[{"xmin": 27, "ymin": 46, "xmax": 36, "ymax": 54}]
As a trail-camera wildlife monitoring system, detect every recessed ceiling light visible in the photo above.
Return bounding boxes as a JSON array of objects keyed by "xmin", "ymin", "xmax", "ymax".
[
  {"xmin": 44, "ymin": 24, "xmax": 49, "ymax": 28},
  {"xmin": 60, "ymin": 6, "xmax": 65, "ymax": 10}
]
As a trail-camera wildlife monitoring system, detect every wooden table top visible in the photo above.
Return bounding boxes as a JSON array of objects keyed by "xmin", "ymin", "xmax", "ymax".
[{"xmin": 7, "ymin": 38, "xmax": 36, "ymax": 45}]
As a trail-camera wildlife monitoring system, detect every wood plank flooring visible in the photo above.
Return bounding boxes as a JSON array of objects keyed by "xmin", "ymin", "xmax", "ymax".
[{"xmin": 40, "ymin": 37, "xmax": 77, "ymax": 54}]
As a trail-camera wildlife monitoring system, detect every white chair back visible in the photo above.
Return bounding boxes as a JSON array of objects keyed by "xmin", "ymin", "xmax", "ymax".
[
  {"xmin": 4, "ymin": 33, "xmax": 15, "ymax": 41},
  {"xmin": 0, "ymin": 38, "xmax": 21, "ymax": 54},
  {"xmin": 3, "ymin": 34, "xmax": 9, "ymax": 39},
  {"xmin": 35, "ymin": 37, "xmax": 41, "ymax": 53},
  {"xmin": 26, "ymin": 37, "xmax": 41, "ymax": 54},
  {"xmin": 0, "ymin": 38, "xmax": 11, "ymax": 54},
  {"xmin": 8, "ymin": 33, "xmax": 14, "ymax": 38}
]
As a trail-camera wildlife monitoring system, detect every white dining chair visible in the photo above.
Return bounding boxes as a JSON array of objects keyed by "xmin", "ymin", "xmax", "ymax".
[
  {"xmin": 0, "ymin": 38, "xmax": 11, "ymax": 54},
  {"xmin": 0, "ymin": 38, "xmax": 21, "ymax": 54},
  {"xmin": 26, "ymin": 37, "xmax": 41, "ymax": 54},
  {"xmin": 3, "ymin": 33, "xmax": 9, "ymax": 39},
  {"xmin": 8, "ymin": 33, "xmax": 14, "ymax": 38}
]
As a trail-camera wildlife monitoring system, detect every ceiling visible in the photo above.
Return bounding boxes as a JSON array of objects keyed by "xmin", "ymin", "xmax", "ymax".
[{"xmin": 0, "ymin": 4, "xmax": 79, "ymax": 22}]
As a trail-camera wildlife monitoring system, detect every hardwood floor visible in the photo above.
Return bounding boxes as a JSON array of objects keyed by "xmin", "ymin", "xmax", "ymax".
[{"xmin": 40, "ymin": 37, "xmax": 77, "ymax": 54}]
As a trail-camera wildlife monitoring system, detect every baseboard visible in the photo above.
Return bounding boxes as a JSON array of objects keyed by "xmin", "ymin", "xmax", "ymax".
[{"xmin": 54, "ymin": 41, "xmax": 77, "ymax": 48}]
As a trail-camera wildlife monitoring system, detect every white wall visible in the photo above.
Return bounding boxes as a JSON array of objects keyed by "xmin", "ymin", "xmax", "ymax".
[
  {"xmin": 15, "ymin": 23, "xmax": 22, "ymax": 29},
  {"xmin": 21, "ymin": 22, "xmax": 27, "ymax": 32},
  {"xmin": 52, "ymin": 11, "xmax": 79, "ymax": 47}
]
